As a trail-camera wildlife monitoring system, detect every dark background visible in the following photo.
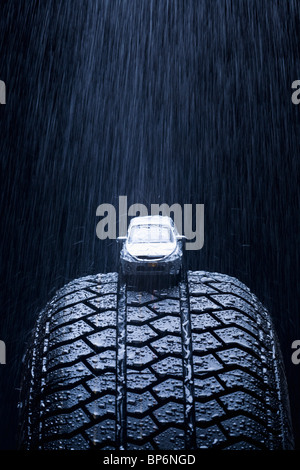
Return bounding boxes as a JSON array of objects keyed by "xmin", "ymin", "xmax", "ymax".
[{"xmin": 0, "ymin": 0, "xmax": 299, "ymax": 450}]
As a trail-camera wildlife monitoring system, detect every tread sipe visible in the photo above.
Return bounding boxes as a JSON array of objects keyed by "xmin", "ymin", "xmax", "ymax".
[{"xmin": 18, "ymin": 271, "xmax": 294, "ymax": 450}]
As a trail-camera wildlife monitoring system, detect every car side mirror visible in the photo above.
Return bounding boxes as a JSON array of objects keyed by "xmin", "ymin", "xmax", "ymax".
[
  {"xmin": 176, "ymin": 235, "xmax": 187, "ymax": 242},
  {"xmin": 116, "ymin": 236, "xmax": 127, "ymax": 244}
]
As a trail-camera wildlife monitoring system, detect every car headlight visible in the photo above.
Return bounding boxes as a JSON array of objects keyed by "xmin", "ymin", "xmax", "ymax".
[{"xmin": 164, "ymin": 247, "xmax": 181, "ymax": 262}]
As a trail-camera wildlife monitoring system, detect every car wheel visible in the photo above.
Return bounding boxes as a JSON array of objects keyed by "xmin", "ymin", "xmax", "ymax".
[{"xmin": 18, "ymin": 271, "xmax": 294, "ymax": 450}]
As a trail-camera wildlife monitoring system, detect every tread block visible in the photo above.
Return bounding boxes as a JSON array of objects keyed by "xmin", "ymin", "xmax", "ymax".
[
  {"xmin": 54, "ymin": 290, "xmax": 98, "ymax": 311},
  {"xmin": 221, "ymin": 415, "xmax": 268, "ymax": 443},
  {"xmin": 195, "ymin": 400, "xmax": 225, "ymax": 422},
  {"xmin": 127, "ymin": 306, "xmax": 156, "ymax": 323},
  {"xmin": 43, "ymin": 434, "xmax": 91, "ymax": 450},
  {"xmin": 127, "ymin": 415, "xmax": 158, "ymax": 441},
  {"xmin": 86, "ymin": 373, "xmax": 116, "ymax": 394},
  {"xmin": 44, "ymin": 408, "xmax": 90, "ymax": 438},
  {"xmin": 86, "ymin": 350, "xmax": 116, "ymax": 372},
  {"xmin": 87, "ymin": 328, "xmax": 116, "ymax": 349},
  {"xmin": 127, "ymin": 324, "xmax": 158, "ymax": 344},
  {"xmin": 19, "ymin": 270, "xmax": 293, "ymax": 451},
  {"xmin": 151, "ymin": 316, "xmax": 181, "ymax": 334},
  {"xmin": 49, "ymin": 320, "xmax": 94, "ymax": 346},
  {"xmin": 153, "ymin": 427, "xmax": 185, "ymax": 450},
  {"xmin": 192, "ymin": 332, "xmax": 222, "ymax": 352},
  {"xmin": 153, "ymin": 401, "xmax": 185, "ymax": 424},
  {"xmin": 193, "ymin": 353, "xmax": 223, "ymax": 374},
  {"xmin": 214, "ymin": 309, "xmax": 259, "ymax": 336},
  {"xmin": 151, "ymin": 356, "xmax": 183, "ymax": 376},
  {"xmin": 48, "ymin": 339, "xmax": 94, "ymax": 368},
  {"xmin": 86, "ymin": 294, "xmax": 117, "ymax": 311},
  {"xmin": 151, "ymin": 335, "xmax": 182, "ymax": 354},
  {"xmin": 214, "ymin": 327, "xmax": 261, "ymax": 355},
  {"xmin": 153, "ymin": 379, "xmax": 184, "ymax": 400},
  {"xmin": 85, "ymin": 419, "xmax": 116, "ymax": 447},
  {"xmin": 194, "ymin": 377, "xmax": 224, "ymax": 398},
  {"xmin": 127, "ymin": 370, "xmax": 157, "ymax": 390},
  {"xmin": 220, "ymin": 391, "xmax": 270, "ymax": 420},
  {"xmin": 150, "ymin": 299, "xmax": 181, "ymax": 314},
  {"xmin": 85, "ymin": 394, "xmax": 115, "ymax": 418},
  {"xmin": 127, "ymin": 346, "xmax": 157, "ymax": 367},
  {"xmin": 216, "ymin": 347, "xmax": 261, "ymax": 375},
  {"xmin": 87, "ymin": 311, "xmax": 117, "ymax": 328},
  {"xmin": 191, "ymin": 312, "xmax": 221, "ymax": 331},
  {"xmin": 196, "ymin": 424, "xmax": 227, "ymax": 448},
  {"xmin": 127, "ymin": 391, "xmax": 157, "ymax": 414},
  {"xmin": 44, "ymin": 384, "xmax": 91, "ymax": 413},
  {"xmin": 127, "ymin": 291, "xmax": 158, "ymax": 306},
  {"xmin": 218, "ymin": 370, "xmax": 268, "ymax": 398},
  {"xmin": 89, "ymin": 283, "xmax": 118, "ymax": 295},
  {"xmin": 189, "ymin": 296, "xmax": 220, "ymax": 313},
  {"xmin": 47, "ymin": 362, "xmax": 92, "ymax": 388},
  {"xmin": 50, "ymin": 304, "xmax": 96, "ymax": 330}
]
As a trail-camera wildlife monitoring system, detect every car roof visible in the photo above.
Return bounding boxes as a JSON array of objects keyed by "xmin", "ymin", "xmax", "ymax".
[{"xmin": 129, "ymin": 215, "xmax": 173, "ymax": 227}]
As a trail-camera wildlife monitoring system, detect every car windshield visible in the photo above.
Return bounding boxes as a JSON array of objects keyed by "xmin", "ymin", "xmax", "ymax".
[{"xmin": 128, "ymin": 224, "xmax": 174, "ymax": 244}]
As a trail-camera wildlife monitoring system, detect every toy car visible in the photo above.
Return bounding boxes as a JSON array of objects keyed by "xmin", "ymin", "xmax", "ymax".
[{"xmin": 118, "ymin": 215, "xmax": 185, "ymax": 278}]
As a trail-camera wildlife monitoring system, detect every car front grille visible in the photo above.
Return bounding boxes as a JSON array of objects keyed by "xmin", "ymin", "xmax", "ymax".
[{"xmin": 136, "ymin": 265, "xmax": 163, "ymax": 272}]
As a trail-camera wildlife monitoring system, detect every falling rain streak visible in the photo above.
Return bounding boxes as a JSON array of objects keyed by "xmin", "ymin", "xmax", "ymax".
[
  {"xmin": 0, "ymin": 0, "xmax": 299, "ymax": 449},
  {"xmin": 0, "ymin": 80, "xmax": 6, "ymax": 104},
  {"xmin": 0, "ymin": 341, "xmax": 6, "ymax": 365}
]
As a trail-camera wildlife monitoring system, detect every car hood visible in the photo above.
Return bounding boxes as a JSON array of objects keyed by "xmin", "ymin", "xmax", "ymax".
[{"xmin": 126, "ymin": 242, "xmax": 176, "ymax": 259}]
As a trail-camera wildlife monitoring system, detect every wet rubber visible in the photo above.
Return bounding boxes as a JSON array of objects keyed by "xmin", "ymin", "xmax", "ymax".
[{"xmin": 18, "ymin": 271, "xmax": 294, "ymax": 450}]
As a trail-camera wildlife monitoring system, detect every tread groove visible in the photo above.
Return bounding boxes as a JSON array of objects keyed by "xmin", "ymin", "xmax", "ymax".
[
  {"xmin": 179, "ymin": 277, "xmax": 197, "ymax": 450},
  {"xmin": 18, "ymin": 271, "xmax": 294, "ymax": 450},
  {"xmin": 116, "ymin": 273, "xmax": 127, "ymax": 450}
]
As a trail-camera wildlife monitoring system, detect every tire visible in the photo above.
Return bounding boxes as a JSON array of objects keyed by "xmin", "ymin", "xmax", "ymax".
[{"xmin": 18, "ymin": 270, "xmax": 294, "ymax": 450}]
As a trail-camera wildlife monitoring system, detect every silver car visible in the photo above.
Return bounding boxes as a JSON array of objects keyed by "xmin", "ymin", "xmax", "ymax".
[{"xmin": 118, "ymin": 215, "xmax": 185, "ymax": 278}]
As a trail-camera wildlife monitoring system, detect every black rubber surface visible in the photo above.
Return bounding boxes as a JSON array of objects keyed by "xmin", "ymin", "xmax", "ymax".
[{"xmin": 18, "ymin": 271, "xmax": 294, "ymax": 450}]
